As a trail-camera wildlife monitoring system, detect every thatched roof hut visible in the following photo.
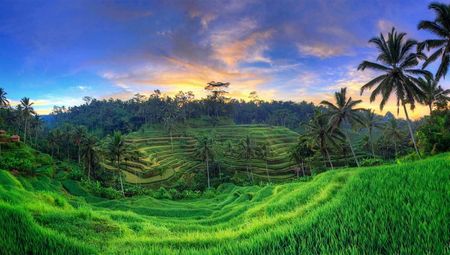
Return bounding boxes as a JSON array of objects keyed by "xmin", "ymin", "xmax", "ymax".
[{"xmin": 0, "ymin": 130, "xmax": 6, "ymax": 136}]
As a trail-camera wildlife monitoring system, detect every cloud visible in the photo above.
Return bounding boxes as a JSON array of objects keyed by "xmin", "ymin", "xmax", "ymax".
[
  {"xmin": 297, "ymin": 43, "xmax": 348, "ymax": 58},
  {"xmin": 377, "ymin": 19, "xmax": 395, "ymax": 34}
]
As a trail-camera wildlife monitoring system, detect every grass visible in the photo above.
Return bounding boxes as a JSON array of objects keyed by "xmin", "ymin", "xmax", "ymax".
[{"xmin": 0, "ymin": 153, "xmax": 448, "ymax": 254}]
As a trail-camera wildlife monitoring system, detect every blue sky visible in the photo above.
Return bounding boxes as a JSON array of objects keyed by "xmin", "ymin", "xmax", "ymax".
[{"xmin": 0, "ymin": 0, "xmax": 447, "ymax": 117}]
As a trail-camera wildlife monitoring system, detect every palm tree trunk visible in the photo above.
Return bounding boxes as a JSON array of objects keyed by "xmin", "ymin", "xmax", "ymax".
[
  {"xmin": 428, "ymin": 103, "xmax": 433, "ymax": 115},
  {"xmin": 206, "ymin": 155, "xmax": 210, "ymax": 189},
  {"xmin": 117, "ymin": 158, "xmax": 125, "ymax": 197},
  {"xmin": 324, "ymin": 148, "xmax": 334, "ymax": 170},
  {"xmin": 24, "ymin": 118, "xmax": 28, "ymax": 143},
  {"xmin": 88, "ymin": 154, "xmax": 91, "ymax": 181},
  {"xmin": 170, "ymin": 130, "xmax": 173, "ymax": 152},
  {"xmin": 345, "ymin": 132, "xmax": 360, "ymax": 167},
  {"xmin": 402, "ymin": 104, "xmax": 420, "ymax": 158},
  {"xmin": 369, "ymin": 129, "xmax": 375, "ymax": 157},
  {"xmin": 301, "ymin": 161, "xmax": 305, "ymax": 177},
  {"xmin": 265, "ymin": 160, "xmax": 270, "ymax": 183},
  {"xmin": 393, "ymin": 140, "xmax": 398, "ymax": 158}
]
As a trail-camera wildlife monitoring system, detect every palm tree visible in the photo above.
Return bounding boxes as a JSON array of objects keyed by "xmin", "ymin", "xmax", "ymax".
[
  {"xmin": 303, "ymin": 111, "xmax": 344, "ymax": 169},
  {"xmin": 417, "ymin": 3, "xmax": 450, "ymax": 80},
  {"xmin": 417, "ymin": 76, "xmax": 450, "ymax": 114},
  {"xmin": 383, "ymin": 118, "xmax": 404, "ymax": 158},
  {"xmin": 321, "ymin": 87, "xmax": 365, "ymax": 166},
  {"xmin": 81, "ymin": 134, "xmax": 98, "ymax": 181},
  {"xmin": 358, "ymin": 28, "xmax": 430, "ymax": 157},
  {"xmin": 195, "ymin": 136, "xmax": 215, "ymax": 189},
  {"xmin": 163, "ymin": 112, "xmax": 176, "ymax": 152},
  {"xmin": 20, "ymin": 97, "xmax": 36, "ymax": 144},
  {"xmin": 106, "ymin": 131, "xmax": 129, "ymax": 196},
  {"xmin": 73, "ymin": 126, "xmax": 87, "ymax": 165},
  {"xmin": 290, "ymin": 136, "xmax": 314, "ymax": 178},
  {"xmin": 239, "ymin": 135, "xmax": 257, "ymax": 183},
  {"xmin": 258, "ymin": 142, "xmax": 271, "ymax": 183},
  {"xmin": 0, "ymin": 88, "xmax": 9, "ymax": 108},
  {"xmin": 362, "ymin": 110, "xmax": 383, "ymax": 157}
]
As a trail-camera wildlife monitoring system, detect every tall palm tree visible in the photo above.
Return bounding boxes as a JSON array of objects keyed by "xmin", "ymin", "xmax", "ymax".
[
  {"xmin": 20, "ymin": 97, "xmax": 36, "ymax": 144},
  {"xmin": 106, "ymin": 131, "xmax": 128, "ymax": 196},
  {"xmin": 321, "ymin": 87, "xmax": 365, "ymax": 166},
  {"xmin": 0, "ymin": 88, "xmax": 9, "ymax": 108},
  {"xmin": 163, "ymin": 112, "xmax": 176, "ymax": 152},
  {"xmin": 417, "ymin": 76, "xmax": 450, "ymax": 114},
  {"xmin": 258, "ymin": 142, "xmax": 271, "ymax": 183},
  {"xmin": 81, "ymin": 134, "xmax": 98, "ymax": 181},
  {"xmin": 362, "ymin": 110, "xmax": 383, "ymax": 157},
  {"xmin": 417, "ymin": 3, "xmax": 450, "ymax": 80},
  {"xmin": 304, "ymin": 111, "xmax": 344, "ymax": 169},
  {"xmin": 358, "ymin": 28, "xmax": 430, "ymax": 157},
  {"xmin": 195, "ymin": 136, "xmax": 215, "ymax": 189},
  {"xmin": 73, "ymin": 126, "xmax": 87, "ymax": 165},
  {"xmin": 239, "ymin": 135, "xmax": 257, "ymax": 183},
  {"xmin": 383, "ymin": 118, "xmax": 404, "ymax": 158}
]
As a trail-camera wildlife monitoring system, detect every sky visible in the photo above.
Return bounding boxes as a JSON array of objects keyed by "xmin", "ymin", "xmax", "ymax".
[{"xmin": 0, "ymin": 0, "xmax": 448, "ymax": 118}]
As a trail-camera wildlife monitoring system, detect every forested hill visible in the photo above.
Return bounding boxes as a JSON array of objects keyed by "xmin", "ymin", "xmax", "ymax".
[{"xmin": 48, "ymin": 92, "xmax": 316, "ymax": 136}]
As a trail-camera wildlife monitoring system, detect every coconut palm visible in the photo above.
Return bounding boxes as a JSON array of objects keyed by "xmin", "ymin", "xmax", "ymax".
[
  {"xmin": 383, "ymin": 118, "xmax": 404, "ymax": 158},
  {"xmin": 417, "ymin": 76, "xmax": 450, "ymax": 114},
  {"xmin": 239, "ymin": 135, "xmax": 257, "ymax": 183},
  {"xmin": 106, "ymin": 131, "xmax": 129, "ymax": 196},
  {"xmin": 362, "ymin": 110, "xmax": 383, "ymax": 157},
  {"xmin": 0, "ymin": 88, "xmax": 9, "ymax": 108},
  {"xmin": 20, "ymin": 97, "xmax": 36, "ymax": 144},
  {"xmin": 417, "ymin": 3, "xmax": 450, "ymax": 80},
  {"xmin": 358, "ymin": 28, "xmax": 430, "ymax": 157},
  {"xmin": 81, "ymin": 134, "xmax": 98, "ymax": 181},
  {"xmin": 303, "ymin": 111, "xmax": 344, "ymax": 169},
  {"xmin": 290, "ymin": 136, "xmax": 314, "ymax": 178},
  {"xmin": 73, "ymin": 126, "xmax": 87, "ymax": 165},
  {"xmin": 321, "ymin": 87, "xmax": 365, "ymax": 166},
  {"xmin": 195, "ymin": 136, "xmax": 215, "ymax": 189},
  {"xmin": 163, "ymin": 112, "xmax": 176, "ymax": 152},
  {"xmin": 258, "ymin": 142, "xmax": 271, "ymax": 183}
]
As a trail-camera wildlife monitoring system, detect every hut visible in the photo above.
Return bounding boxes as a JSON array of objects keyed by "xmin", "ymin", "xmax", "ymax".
[
  {"xmin": 0, "ymin": 130, "xmax": 6, "ymax": 136},
  {"xmin": 10, "ymin": 135, "xmax": 20, "ymax": 143}
]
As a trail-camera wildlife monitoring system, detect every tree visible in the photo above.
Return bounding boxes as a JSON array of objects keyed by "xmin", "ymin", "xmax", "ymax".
[
  {"xmin": 417, "ymin": 76, "xmax": 450, "ymax": 114},
  {"xmin": 20, "ymin": 97, "xmax": 36, "ymax": 144},
  {"xmin": 321, "ymin": 87, "xmax": 365, "ymax": 166},
  {"xmin": 105, "ymin": 131, "xmax": 129, "ymax": 196},
  {"xmin": 205, "ymin": 81, "xmax": 230, "ymax": 118},
  {"xmin": 383, "ymin": 118, "xmax": 404, "ymax": 157},
  {"xmin": 81, "ymin": 134, "xmax": 98, "ymax": 181},
  {"xmin": 358, "ymin": 27, "xmax": 430, "ymax": 157},
  {"xmin": 290, "ymin": 136, "xmax": 314, "ymax": 178},
  {"xmin": 73, "ymin": 126, "xmax": 88, "ymax": 165},
  {"xmin": 362, "ymin": 110, "xmax": 383, "ymax": 157},
  {"xmin": 258, "ymin": 142, "xmax": 271, "ymax": 183},
  {"xmin": 303, "ymin": 111, "xmax": 344, "ymax": 169},
  {"xmin": 195, "ymin": 136, "xmax": 215, "ymax": 189},
  {"xmin": 163, "ymin": 103, "xmax": 177, "ymax": 152},
  {"xmin": 238, "ymin": 135, "xmax": 257, "ymax": 183},
  {"xmin": 0, "ymin": 88, "xmax": 9, "ymax": 108},
  {"xmin": 417, "ymin": 2, "xmax": 450, "ymax": 80}
]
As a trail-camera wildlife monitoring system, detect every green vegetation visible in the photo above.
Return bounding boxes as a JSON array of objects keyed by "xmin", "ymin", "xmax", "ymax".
[{"xmin": 0, "ymin": 153, "xmax": 448, "ymax": 254}]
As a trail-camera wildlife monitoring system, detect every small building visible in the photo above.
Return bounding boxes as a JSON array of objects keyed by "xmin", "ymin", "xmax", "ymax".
[
  {"xmin": 0, "ymin": 130, "xmax": 6, "ymax": 136},
  {"xmin": 10, "ymin": 135, "xmax": 20, "ymax": 142}
]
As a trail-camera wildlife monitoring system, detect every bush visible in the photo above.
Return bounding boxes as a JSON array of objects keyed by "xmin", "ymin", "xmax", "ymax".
[
  {"xmin": 360, "ymin": 158, "xmax": 385, "ymax": 167},
  {"xmin": 82, "ymin": 180, "xmax": 122, "ymax": 199},
  {"xmin": 153, "ymin": 187, "xmax": 172, "ymax": 199},
  {"xmin": 397, "ymin": 152, "xmax": 421, "ymax": 164},
  {"xmin": 417, "ymin": 110, "xmax": 450, "ymax": 155}
]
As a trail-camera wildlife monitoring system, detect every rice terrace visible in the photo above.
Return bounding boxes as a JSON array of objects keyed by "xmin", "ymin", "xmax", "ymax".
[{"xmin": 0, "ymin": 1, "xmax": 449, "ymax": 254}]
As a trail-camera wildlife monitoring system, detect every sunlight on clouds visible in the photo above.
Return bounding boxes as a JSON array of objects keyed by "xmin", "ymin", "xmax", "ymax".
[{"xmin": 297, "ymin": 43, "xmax": 347, "ymax": 58}]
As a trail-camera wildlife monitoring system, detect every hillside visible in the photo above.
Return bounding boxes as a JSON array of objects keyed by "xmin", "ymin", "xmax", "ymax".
[
  {"xmin": 102, "ymin": 124, "xmax": 302, "ymax": 186},
  {"xmin": 1, "ymin": 153, "xmax": 449, "ymax": 254}
]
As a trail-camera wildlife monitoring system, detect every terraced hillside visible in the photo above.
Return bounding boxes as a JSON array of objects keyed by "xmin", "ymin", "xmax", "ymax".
[
  {"xmin": 1, "ymin": 153, "xmax": 449, "ymax": 254},
  {"xmin": 103, "ymin": 125, "xmax": 302, "ymax": 185}
]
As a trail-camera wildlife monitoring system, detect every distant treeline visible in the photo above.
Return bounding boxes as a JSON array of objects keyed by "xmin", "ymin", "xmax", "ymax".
[{"xmin": 49, "ymin": 90, "xmax": 316, "ymax": 136}]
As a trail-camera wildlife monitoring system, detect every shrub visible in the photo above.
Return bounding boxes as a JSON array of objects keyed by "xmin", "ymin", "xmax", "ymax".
[
  {"xmin": 153, "ymin": 187, "xmax": 172, "ymax": 199},
  {"xmin": 360, "ymin": 158, "xmax": 385, "ymax": 167}
]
